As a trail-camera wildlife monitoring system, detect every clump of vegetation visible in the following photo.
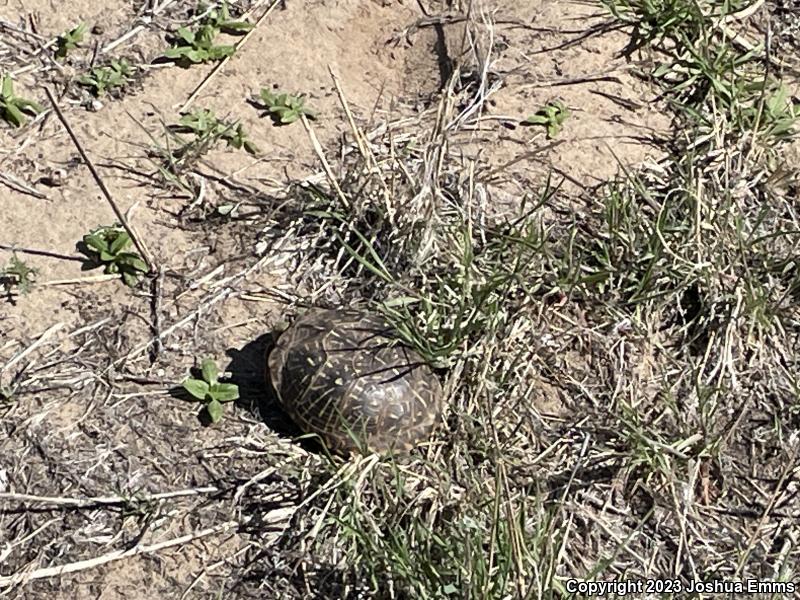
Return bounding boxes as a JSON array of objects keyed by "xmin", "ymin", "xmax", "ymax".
[
  {"xmin": 81, "ymin": 225, "xmax": 148, "ymax": 287},
  {"xmin": 524, "ymin": 100, "xmax": 569, "ymax": 138},
  {"xmin": 740, "ymin": 81, "xmax": 799, "ymax": 140},
  {"xmin": 144, "ymin": 108, "xmax": 258, "ymax": 193},
  {"xmin": 1, "ymin": 254, "xmax": 37, "ymax": 297},
  {"xmin": 255, "ymin": 89, "xmax": 316, "ymax": 125},
  {"xmin": 171, "ymin": 108, "xmax": 258, "ymax": 154},
  {"xmin": 182, "ymin": 358, "xmax": 240, "ymax": 423},
  {"xmin": 266, "ymin": 130, "xmax": 572, "ymax": 595},
  {"xmin": 77, "ymin": 59, "xmax": 134, "ymax": 97},
  {"xmin": 0, "ymin": 75, "xmax": 42, "ymax": 127},
  {"xmin": 163, "ymin": 1, "xmax": 252, "ymax": 64},
  {"xmin": 602, "ymin": 0, "xmax": 799, "ymax": 149},
  {"xmin": 55, "ymin": 23, "xmax": 86, "ymax": 60}
]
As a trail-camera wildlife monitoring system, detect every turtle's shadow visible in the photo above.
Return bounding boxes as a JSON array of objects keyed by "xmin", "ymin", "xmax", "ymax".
[{"xmin": 224, "ymin": 332, "xmax": 301, "ymax": 440}]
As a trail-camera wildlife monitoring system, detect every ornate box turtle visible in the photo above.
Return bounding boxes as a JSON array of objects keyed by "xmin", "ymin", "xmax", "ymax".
[{"xmin": 267, "ymin": 309, "xmax": 444, "ymax": 453}]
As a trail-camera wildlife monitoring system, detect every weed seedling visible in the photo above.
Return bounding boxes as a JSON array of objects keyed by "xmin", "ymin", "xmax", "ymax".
[
  {"xmin": 204, "ymin": 1, "xmax": 255, "ymax": 34},
  {"xmin": 182, "ymin": 358, "xmax": 240, "ymax": 423},
  {"xmin": 163, "ymin": 1, "xmax": 252, "ymax": 64},
  {"xmin": 0, "ymin": 75, "xmax": 43, "ymax": 127},
  {"xmin": 524, "ymin": 100, "xmax": 570, "ymax": 138},
  {"xmin": 256, "ymin": 89, "xmax": 316, "ymax": 125},
  {"xmin": 171, "ymin": 108, "xmax": 259, "ymax": 154},
  {"xmin": 77, "ymin": 59, "xmax": 134, "ymax": 97},
  {"xmin": 55, "ymin": 23, "xmax": 86, "ymax": 60},
  {"xmin": 1, "ymin": 254, "xmax": 37, "ymax": 297},
  {"xmin": 81, "ymin": 225, "xmax": 148, "ymax": 287},
  {"xmin": 748, "ymin": 82, "xmax": 799, "ymax": 140}
]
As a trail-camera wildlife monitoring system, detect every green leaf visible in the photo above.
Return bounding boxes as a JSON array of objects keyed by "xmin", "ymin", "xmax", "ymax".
[
  {"xmin": 208, "ymin": 45, "xmax": 234, "ymax": 59},
  {"xmin": 183, "ymin": 378, "xmax": 209, "ymax": 400},
  {"xmin": 109, "ymin": 231, "xmax": 131, "ymax": 254},
  {"xmin": 84, "ymin": 233, "xmax": 109, "ymax": 253},
  {"xmin": 525, "ymin": 115, "xmax": 548, "ymax": 125},
  {"xmin": 219, "ymin": 21, "xmax": 253, "ymax": 34},
  {"xmin": 259, "ymin": 89, "xmax": 276, "ymax": 104},
  {"xmin": 243, "ymin": 139, "xmax": 259, "ymax": 155},
  {"xmin": 205, "ymin": 398, "xmax": 224, "ymax": 423},
  {"xmin": 124, "ymin": 255, "xmax": 148, "ymax": 272},
  {"xmin": 3, "ymin": 254, "xmax": 37, "ymax": 295},
  {"xmin": 177, "ymin": 26, "xmax": 195, "ymax": 44},
  {"xmin": 14, "ymin": 98, "xmax": 42, "ymax": 114},
  {"xmin": 209, "ymin": 383, "xmax": 239, "ymax": 402},
  {"xmin": 195, "ymin": 25, "xmax": 217, "ymax": 48},
  {"xmin": 201, "ymin": 359, "xmax": 219, "ymax": 384},
  {"xmin": 164, "ymin": 47, "xmax": 188, "ymax": 59},
  {"xmin": 185, "ymin": 49, "xmax": 209, "ymax": 63},
  {"xmin": 1, "ymin": 76, "xmax": 12, "ymax": 99},
  {"xmin": 279, "ymin": 110, "xmax": 299, "ymax": 124},
  {"xmin": 121, "ymin": 270, "xmax": 140, "ymax": 287},
  {"xmin": 770, "ymin": 120, "xmax": 795, "ymax": 136},
  {"xmin": 55, "ymin": 22, "xmax": 86, "ymax": 59},
  {"xmin": 3, "ymin": 103, "xmax": 24, "ymax": 127}
]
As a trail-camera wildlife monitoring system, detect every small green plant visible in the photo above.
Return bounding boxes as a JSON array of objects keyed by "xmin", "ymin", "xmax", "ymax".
[
  {"xmin": 256, "ymin": 89, "xmax": 316, "ymax": 125},
  {"xmin": 524, "ymin": 100, "xmax": 569, "ymax": 138},
  {"xmin": 203, "ymin": 0, "xmax": 254, "ymax": 34},
  {"xmin": 0, "ymin": 75, "xmax": 43, "ymax": 127},
  {"xmin": 182, "ymin": 358, "xmax": 240, "ymax": 423},
  {"xmin": 81, "ymin": 225, "xmax": 148, "ymax": 287},
  {"xmin": 55, "ymin": 22, "xmax": 86, "ymax": 59},
  {"xmin": 163, "ymin": 1, "xmax": 252, "ymax": 64},
  {"xmin": 77, "ymin": 59, "xmax": 134, "ymax": 97},
  {"xmin": 171, "ymin": 108, "xmax": 259, "ymax": 154},
  {"xmin": 746, "ymin": 82, "xmax": 799, "ymax": 140},
  {"xmin": 0, "ymin": 385, "xmax": 12, "ymax": 402},
  {"xmin": 1, "ymin": 254, "xmax": 37, "ymax": 296}
]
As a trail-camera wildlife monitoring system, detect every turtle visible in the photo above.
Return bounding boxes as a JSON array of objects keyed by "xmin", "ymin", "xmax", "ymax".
[{"xmin": 267, "ymin": 308, "xmax": 444, "ymax": 454}]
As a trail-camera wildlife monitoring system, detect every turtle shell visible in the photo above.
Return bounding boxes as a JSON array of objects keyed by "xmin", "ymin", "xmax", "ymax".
[{"xmin": 267, "ymin": 309, "xmax": 443, "ymax": 453}]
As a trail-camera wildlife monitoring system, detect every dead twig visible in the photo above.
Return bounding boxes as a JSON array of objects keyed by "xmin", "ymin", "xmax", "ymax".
[
  {"xmin": 0, "ymin": 322, "xmax": 64, "ymax": 375},
  {"xmin": 101, "ymin": 0, "xmax": 179, "ymax": 53},
  {"xmin": 0, "ymin": 245, "xmax": 84, "ymax": 263},
  {"xmin": 39, "ymin": 274, "xmax": 120, "ymax": 286},
  {"xmin": 0, "ymin": 486, "xmax": 219, "ymax": 508},
  {"xmin": 301, "ymin": 113, "xmax": 350, "ymax": 210},
  {"xmin": 178, "ymin": 0, "xmax": 282, "ymax": 113},
  {"xmin": 0, "ymin": 521, "xmax": 238, "ymax": 588},
  {"xmin": 44, "ymin": 88, "xmax": 156, "ymax": 274},
  {"xmin": 117, "ymin": 254, "xmax": 270, "ymax": 365},
  {"xmin": 0, "ymin": 172, "xmax": 48, "ymax": 199},
  {"xmin": 150, "ymin": 265, "xmax": 166, "ymax": 361}
]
